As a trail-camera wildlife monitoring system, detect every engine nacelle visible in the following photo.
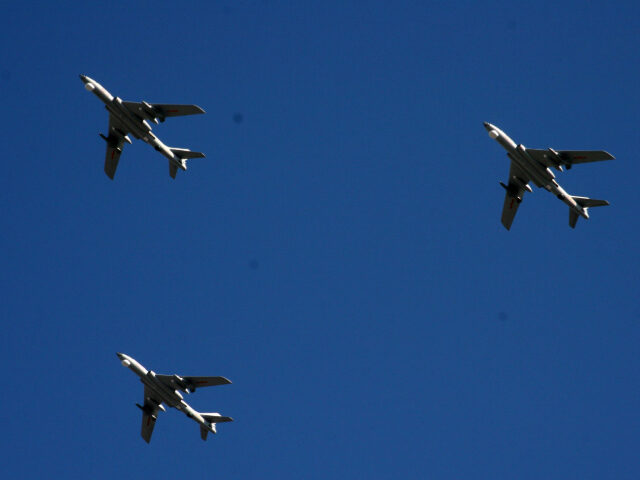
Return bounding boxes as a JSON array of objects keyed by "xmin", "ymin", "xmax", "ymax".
[
  {"xmin": 139, "ymin": 101, "xmax": 161, "ymax": 124},
  {"xmin": 121, "ymin": 359, "xmax": 131, "ymax": 367},
  {"xmin": 84, "ymin": 82, "xmax": 95, "ymax": 91},
  {"xmin": 545, "ymin": 148, "xmax": 565, "ymax": 171},
  {"xmin": 488, "ymin": 129, "xmax": 499, "ymax": 139}
]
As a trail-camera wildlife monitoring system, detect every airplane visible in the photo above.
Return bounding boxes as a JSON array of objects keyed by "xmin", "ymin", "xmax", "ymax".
[
  {"xmin": 116, "ymin": 353, "xmax": 232, "ymax": 443},
  {"xmin": 484, "ymin": 122, "xmax": 614, "ymax": 229},
  {"xmin": 80, "ymin": 75, "xmax": 206, "ymax": 179}
]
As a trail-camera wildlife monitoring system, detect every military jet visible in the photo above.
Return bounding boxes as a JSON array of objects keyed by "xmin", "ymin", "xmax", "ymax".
[
  {"xmin": 80, "ymin": 75, "xmax": 206, "ymax": 179},
  {"xmin": 116, "ymin": 353, "xmax": 232, "ymax": 443},
  {"xmin": 484, "ymin": 122, "xmax": 614, "ymax": 229}
]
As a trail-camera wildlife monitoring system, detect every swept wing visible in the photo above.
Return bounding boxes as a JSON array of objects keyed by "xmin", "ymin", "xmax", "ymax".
[
  {"xmin": 526, "ymin": 148, "xmax": 614, "ymax": 169},
  {"xmin": 138, "ymin": 385, "xmax": 163, "ymax": 443},
  {"xmin": 103, "ymin": 115, "xmax": 130, "ymax": 179},
  {"xmin": 122, "ymin": 101, "xmax": 204, "ymax": 123},
  {"xmin": 156, "ymin": 374, "xmax": 231, "ymax": 393},
  {"xmin": 501, "ymin": 160, "xmax": 531, "ymax": 230}
]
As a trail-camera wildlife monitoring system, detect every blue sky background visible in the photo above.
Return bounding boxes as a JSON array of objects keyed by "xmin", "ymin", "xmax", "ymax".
[{"xmin": 1, "ymin": 1, "xmax": 638, "ymax": 478}]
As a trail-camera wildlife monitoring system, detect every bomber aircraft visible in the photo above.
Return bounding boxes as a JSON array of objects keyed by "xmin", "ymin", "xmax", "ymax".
[
  {"xmin": 117, "ymin": 353, "xmax": 232, "ymax": 443},
  {"xmin": 484, "ymin": 122, "xmax": 614, "ymax": 229},
  {"xmin": 80, "ymin": 75, "xmax": 205, "ymax": 179}
]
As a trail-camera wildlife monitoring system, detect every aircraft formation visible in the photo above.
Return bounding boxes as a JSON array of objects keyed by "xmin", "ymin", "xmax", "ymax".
[
  {"xmin": 81, "ymin": 75, "xmax": 615, "ymax": 231},
  {"xmin": 80, "ymin": 74, "xmax": 616, "ymax": 442}
]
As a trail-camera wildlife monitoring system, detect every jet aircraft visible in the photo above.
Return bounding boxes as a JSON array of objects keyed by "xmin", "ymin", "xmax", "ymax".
[
  {"xmin": 80, "ymin": 75, "xmax": 206, "ymax": 179},
  {"xmin": 116, "ymin": 353, "xmax": 232, "ymax": 443},
  {"xmin": 484, "ymin": 122, "xmax": 614, "ymax": 229}
]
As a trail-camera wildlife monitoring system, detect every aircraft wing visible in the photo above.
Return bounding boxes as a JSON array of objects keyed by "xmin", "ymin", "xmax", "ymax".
[
  {"xmin": 501, "ymin": 160, "xmax": 531, "ymax": 230},
  {"xmin": 526, "ymin": 148, "xmax": 614, "ymax": 169},
  {"xmin": 139, "ymin": 385, "xmax": 162, "ymax": 443},
  {"xmin": 103, "ymin": 115, "xmax": 128, "ymax": 179},
  {"xmin": 150, "ymin": 104, "xmax": 205, "ymax": 117},
  {"xmin": 122, "ymin": 101, "xmax": 204, "ymax": 122},
  {"xmin": 182, "ymin": 376, "xmax": 232, "ymax": 390},
  {"xmin": 155, "ymin": 374, "xmax": 231, "ymax": 392}
]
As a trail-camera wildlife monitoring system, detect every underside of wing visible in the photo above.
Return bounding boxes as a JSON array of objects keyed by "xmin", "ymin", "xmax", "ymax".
[
  {"xmin": 141, "ymin": 408, "xmax": 157, "ymax": 443},
  {"xmin": 150, "ymin": 104, "xmax": 205, "ymax": 118},
  {"xmin": 155, "ymin": 374, "xmax": 231, "ymax": 393},
  {"xmin": 500, "ymin": 160, "xmax": 530, "ymax": 230},
  {"xmin": 501, "ymin": 189, "xmax": 522, "ymax": 230},
  {"xmin": 554, "ymin": 150, "xmax": 615, "ymax": 167},
  {"xmin": 182, "ymin": 376, "xmax": 232, "ymax": 390},
  {"xmin": 104, "ymin": 144, "xmax": 122, "ymax": 179},
  {"xmin": 104, "ymin": 115, "xmax": 128, "ymax": 179},
  {"xmin": 122, "ymin": 101, "xmax": 204, "ymax": 123},
  {"xmin": 526, "ymin": 148, "xmax": 614, "ymax": 170},
  {"xmin": 139, "ymin": 386, "xmax": 162, "ymax": 443}
]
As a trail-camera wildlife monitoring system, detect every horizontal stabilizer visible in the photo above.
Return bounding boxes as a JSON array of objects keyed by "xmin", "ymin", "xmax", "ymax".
[
  {"xmin": 571, "ymin": 196, "xmax": 610, "ymax": 208},
  {"xmin": 201, "ymin": 413, "xmax": 233, "ymax": 424},
  {"xmin": 569, "ymin": 196, "xmax": 609, "ymax": 228},
  {"xmin": 169, "ymin": 148, "xmax": 205, "ymax": 159},
  {"xmin": 200, "ymin": 424, "xmax": 209, "ymax": 441}
]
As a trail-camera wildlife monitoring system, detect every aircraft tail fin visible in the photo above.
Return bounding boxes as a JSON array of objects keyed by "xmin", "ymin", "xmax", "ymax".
[
  {"xmin": 198, "ymin": 414, "xmax": 232, "ymax": 441},
  {"xmin": 569, "ymin": 209, "xmax": 580, "ymax": 228},
  {"xmin": 167, "ymin": 148, "xmax": 205, "ymax": 179},
  {"xmin": 568, "ymin": 196, "xmax": 609, "ymax": 228},
  {"xmin": 169, "ymin": 161, "xmax": 179, "ymax": 179}
]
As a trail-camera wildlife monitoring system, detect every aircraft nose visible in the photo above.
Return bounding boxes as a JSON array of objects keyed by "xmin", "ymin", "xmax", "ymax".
[
  {"xmin": 80, "ymin": 74, "xmax": 96, "ymax": 92},
  {"xmin": 483, "ymin": 122, "xmax": 494, "ymax": 131},
  {"xmin": 117, "ymin": 352, "xmax": 132, "ymax": 367}
]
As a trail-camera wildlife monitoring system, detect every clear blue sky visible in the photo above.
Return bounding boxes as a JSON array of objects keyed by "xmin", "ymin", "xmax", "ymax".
[{"xmin": 1, "ymin": 1, "xmax": 638, "ymax": 478}]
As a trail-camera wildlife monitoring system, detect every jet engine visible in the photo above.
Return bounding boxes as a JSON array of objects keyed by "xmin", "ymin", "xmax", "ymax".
[
  {"xmin": 545, "ymin": 148, "xmax": 565, "ymax": 171},
  {"xmin": 138, "ymin": 101, "xmax": 161, "ymax": 124}
]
